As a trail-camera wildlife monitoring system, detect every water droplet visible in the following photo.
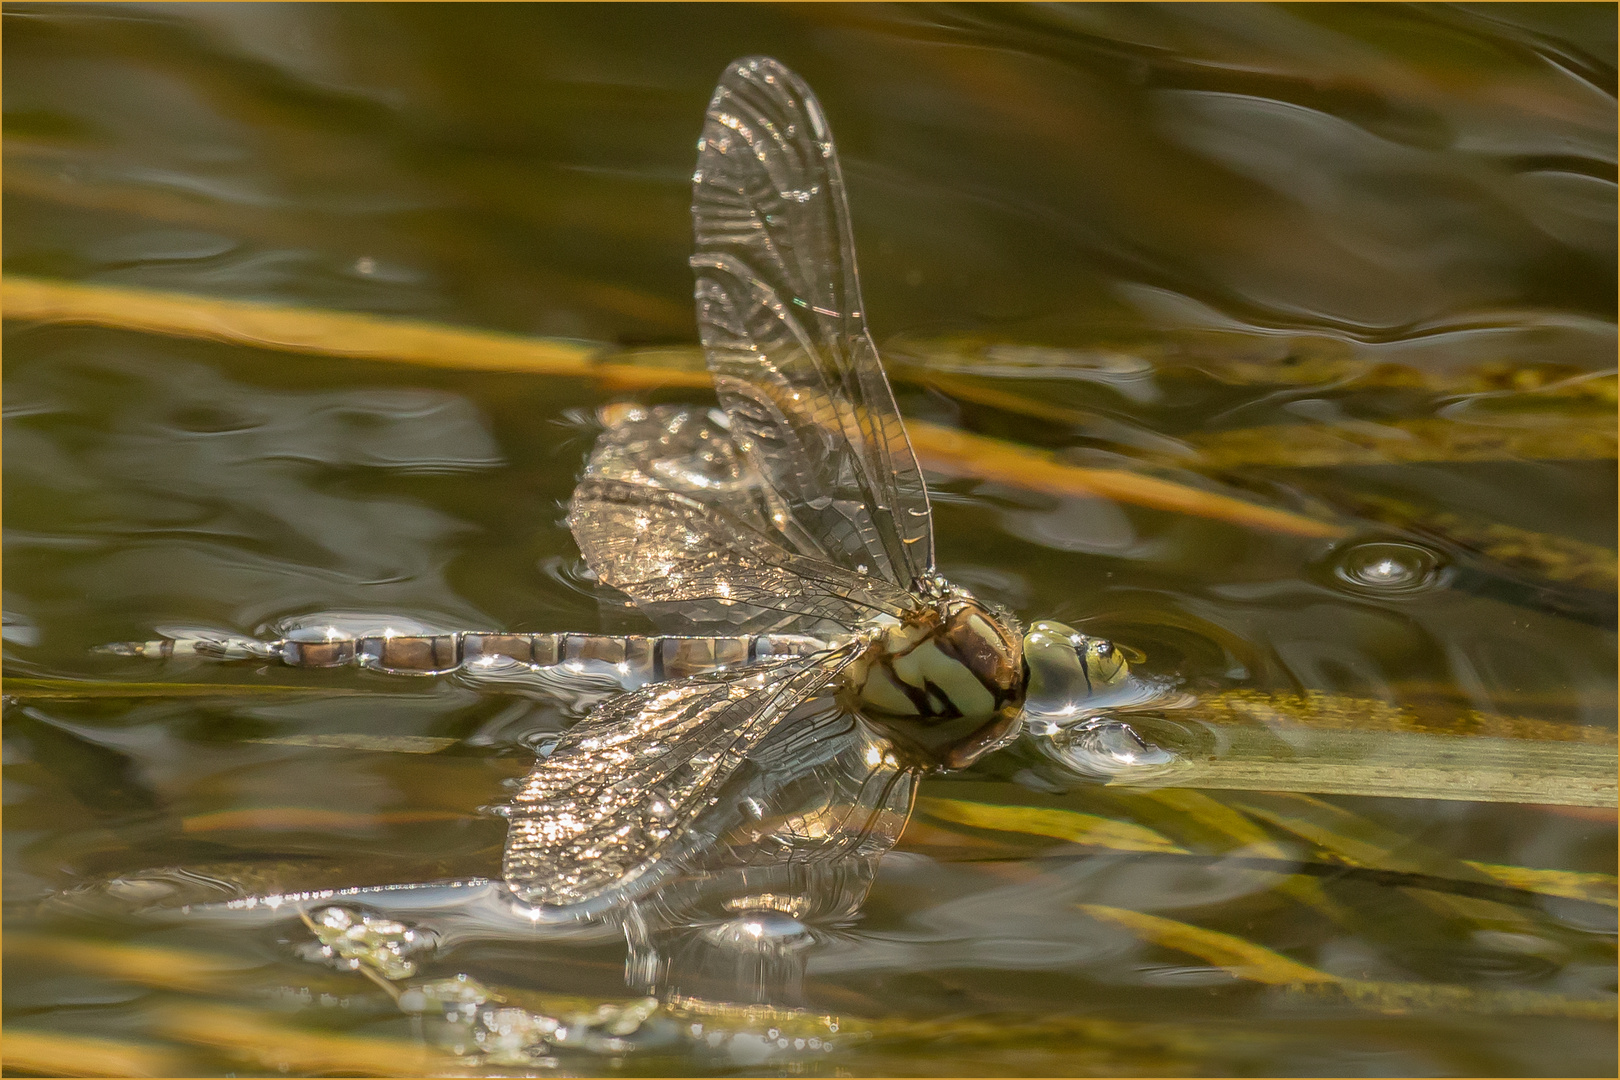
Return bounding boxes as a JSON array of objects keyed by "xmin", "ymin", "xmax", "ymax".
[
  {"xmin": 644, "ymin": 790, "xmax": 674, "ymax": 820},
  {"xmin": 1332, "ymin": 541, "xmax": 1442, "ymax": 596},
  {"xmin": 1053, "ymin": 719, "xmax": 1181, "ymax": 780}
]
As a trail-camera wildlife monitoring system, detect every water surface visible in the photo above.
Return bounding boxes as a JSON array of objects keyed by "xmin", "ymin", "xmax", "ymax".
[{"xmin": 4, "ymin": 4, "xmax": 1615, "ymax": 1076}]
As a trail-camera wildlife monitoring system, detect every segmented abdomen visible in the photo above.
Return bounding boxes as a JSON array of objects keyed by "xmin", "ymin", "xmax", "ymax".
[{"xmin": 115, "ymin": 629, "xmax": 838, "ymax": 683}]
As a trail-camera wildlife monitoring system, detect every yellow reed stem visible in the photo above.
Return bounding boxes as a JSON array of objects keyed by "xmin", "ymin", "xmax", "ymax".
[
  {"xmin": 152, "ymin": 1003, "xmax": 457, "ymax": 1075},
  {"xmin": 3, "ymin": 275, "xmax": 601, "ymax": 376},
  {"xmin": 906, "ymin": 420, "xmax": 1346, "ymax": 537},
  {"xmin": 0, "ymin": 1031, "xmax": 186, "ymax": 1078},
  {"xmin": 1079, "ymin": 904, "xmax": 1616, "ymax": 1018},
  {"xmin": 1080, "ymin": 903, "xmax": 1338, "ymax": 984},
  {"xmin": 918, "ymin": 797, "xmax": 1186, "ymax": 853},
  {"xmin": 4, "ymin": 936, "xmax": 260, "ymax": 995},
  {"xmin": 2, "ymin": 276, "xmax": 1346, "ymax": 538}
]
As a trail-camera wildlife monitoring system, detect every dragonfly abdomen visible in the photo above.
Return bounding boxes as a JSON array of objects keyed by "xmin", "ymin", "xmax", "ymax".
[{"xmin": 106, "ymin": 628, "xmax": 839, "ymax": 684}]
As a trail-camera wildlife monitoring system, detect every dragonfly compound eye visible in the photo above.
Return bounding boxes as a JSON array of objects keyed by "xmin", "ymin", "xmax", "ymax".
[
  {"xmin": 1022, "ymin": 620, "xmax": 1132, "ymax": 718},
  {"xmin": 1083, "ymin": 638, "xmax": 1129, "ymax": 686}
]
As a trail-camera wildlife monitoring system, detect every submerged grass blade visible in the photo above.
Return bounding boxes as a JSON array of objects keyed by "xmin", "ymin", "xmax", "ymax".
[
  {"xmin": 1229, "ymin": 793, "xmax": 1553, "ymax": 933},
  {"xmin": 21, "ymin": 925, "xmax": 1611, "ymax": 1071},
  {"xmin": 1131, "ymin": 787, "xmax": 1285, "ymax": 853},
  {"xmin": 1081, "ymin": 904, "xmax": 1615, "ymax": 1019},
  {"xmin": 918, "ymin": 797, "xmax": 1187, "ymax": 853},
  {"xmin": 5, "ymin": 936, "xmax": 264, "ymax": 996},
  {"xmin": 152, "ymin": 1003, "xmax": 456, "ymax": 1076},
  {"xmin": 1465, "ymin": 862, "xmax": 1618, "ymax": 907},
  {"xmin": 1181, "ymin": 416, "xmax": 1616, "ymax": 467},
  {"xmin": 1231, "ymin": 792, "xmax": 1580, "ymax": 882},
  {"xmin": 920, "ymin": 795, "xmax": 1610, "ymax": 911},
  {"xmin": 0, "ymin": 1031, "xmax": 187, "ymax": 1078},
  {"xmin": 921, "ymin": 791, "xmax": 1340, "ymax": 920},
  {"xmin": 1287, "ymin": 980, "xmax": 1617, "ymax": 1020},
  {"xmin": 1080, "ymin": 903, "xmax": 1337, "ymax": 984},
  {"xmin": 1131, "ymin": 788, "xmax": 1351, "ymax": 922},
  {"xmin": 1, "ymin": 677, "xmax": 389, "ymax": 700},
  {"xmin": 0, "ymin": 276, "xmax": 1346, "ymax": 538}
]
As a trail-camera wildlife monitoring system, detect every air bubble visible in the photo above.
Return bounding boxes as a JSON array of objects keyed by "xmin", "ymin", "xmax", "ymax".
[
  {"xmin": 1332, "ymin": 541, "xmax": 1442, "ymax": 596},
  {"xmin": 702, "ymin": 911, "xmax": 812, "ymax": 948}
]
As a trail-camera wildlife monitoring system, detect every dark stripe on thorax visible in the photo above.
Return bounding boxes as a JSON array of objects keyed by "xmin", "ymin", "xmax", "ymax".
[{"xmin": 931, "ymin": 626, "xmax": 1019, "ymax": 708}]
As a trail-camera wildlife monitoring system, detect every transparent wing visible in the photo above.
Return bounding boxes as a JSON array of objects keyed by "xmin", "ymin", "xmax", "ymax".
[
  {"xmin": 569, "ymin": 474, "xmax": 918, "ymax": 635},
  {"xmin": 502, "ymin": 647, "xmax": 859, "ymax": 909},
  {"xmin": 691, "ymin": 56, "xmax": 935, "ymax": 590},
  {"xmin": 642, "ymin": 698, "xmax": 917, "ymax": 927},
  {"xmin": 571, "ymin": 405, "xmax": 916, "ymax": 633},
  {"xmin": 707, "ymin": 700, "xmax": 916, "ymax": 867},
  {"xmin": 577, "ymin": 404, "xmax": 773, "ymax": 534}
]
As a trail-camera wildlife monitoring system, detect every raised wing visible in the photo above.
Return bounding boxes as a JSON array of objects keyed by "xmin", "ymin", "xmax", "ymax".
[
  {"xmin": 569, "ymin": 473, "xmax": 917, "ymax": 635},
  {"xmin": 692, "ymin": 56, "xmax": 935, "ymax": 591},
  {"xmin": 570, "ymin": 405, "xmax": 919, "ymax": 634},
  {"xmin": 578, "ymin": 405, "xmax": 772, "ymax": 537},
  {"xmin": 502, "ymin": 647, "xmax": 859, "ymax": 911}
]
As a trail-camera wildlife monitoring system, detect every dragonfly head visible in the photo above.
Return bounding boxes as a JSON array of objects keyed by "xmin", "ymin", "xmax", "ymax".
[{"xmin": 1020, "ymin": 620, "xmax": 1130, "ymax": 718}]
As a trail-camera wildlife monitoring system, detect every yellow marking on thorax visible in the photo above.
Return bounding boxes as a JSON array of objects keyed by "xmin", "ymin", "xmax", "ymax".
[
  {"xmin": 892, "ymin": 638, "xmax": 996, "ymax": 720},
  {"xmin": 859, "ymin": 664, "xmax": 924, "ymax": 715},
  {"xmin": 851, "ymin": 619, "xmax": 1004, "ymax": 723}
]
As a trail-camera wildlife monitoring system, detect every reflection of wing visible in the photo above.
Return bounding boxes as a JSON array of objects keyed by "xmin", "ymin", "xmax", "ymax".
[
  {"xmin": 712, "ymin": 699, "xmax": 915, "ymax": 864},
  {"xmin": 569, "ymin": 474, "xmax": 917, "ymax": 635},
  {"xmin": 692, "ymin": 57, "xmax": 934, "ymax": 591},
  {"xmin": 644, "ymin": 698, "xmax": 917, "ymax": 926},
  {"xmin": 503, "ymin": 648, "xmax": 859, "ymax": 910}
]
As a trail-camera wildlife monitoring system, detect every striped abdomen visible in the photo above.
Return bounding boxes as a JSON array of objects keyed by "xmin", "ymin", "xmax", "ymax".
[{"xmin": 106, "ymin": 629, "xmax": 837, "ymax": 685}]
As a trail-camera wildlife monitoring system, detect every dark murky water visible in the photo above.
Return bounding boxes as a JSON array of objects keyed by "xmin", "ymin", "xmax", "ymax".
[{"xmin": 4, "ymin": 4, "xmax": 1616, "ymax": 1076}]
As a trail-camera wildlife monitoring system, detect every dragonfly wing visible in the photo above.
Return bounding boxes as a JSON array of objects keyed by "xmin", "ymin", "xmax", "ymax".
[
  {"xmin": 578, "ymin": 404, "xmax": 773, "ymax": 535},
  {"xmin": 707, "ymin": 700, "xmax": 917, "ymax": 866},
  {"xmin": 502, "ymin": 647, "xmax": 859, "ymax": 910},
  {"xmin": 642, "ymin": 698, "xmax": 917, "ymax": 925},
  {"xmin": 692, "ymin": 57, "xmax": 935, "ymax": 591},
  {"xmin": 569, "ymin": 474, "xmax": 917, "ymax": 635},
  {"xmin": 572, "ymin": 405, "xmax": 914, "ymax": 633}
]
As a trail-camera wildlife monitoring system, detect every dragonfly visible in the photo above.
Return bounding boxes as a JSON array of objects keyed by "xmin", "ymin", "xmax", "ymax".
[{"xmin": 106, "ymin": 57, "xmax": 1139, "ymax": 929}]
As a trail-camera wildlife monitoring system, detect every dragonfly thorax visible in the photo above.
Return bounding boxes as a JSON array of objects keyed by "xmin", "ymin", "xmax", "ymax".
[{"xmin": 844, "ymin": 597, "xmax": 1024, "ymax": 770}]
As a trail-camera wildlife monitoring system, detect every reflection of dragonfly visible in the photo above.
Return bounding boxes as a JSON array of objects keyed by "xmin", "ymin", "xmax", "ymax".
[{"xmin": 109, "ymin": 58, "xmax": 1134, "ymax": 927}]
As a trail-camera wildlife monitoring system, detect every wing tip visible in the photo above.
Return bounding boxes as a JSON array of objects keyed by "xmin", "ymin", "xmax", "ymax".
[
  {"xmin": 715, "ymin": 56, "xmax": 820, "ymax": 123},
  {"xmin": 728, "ymin": 55, "xmax": 793, "ymax": 80}
]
